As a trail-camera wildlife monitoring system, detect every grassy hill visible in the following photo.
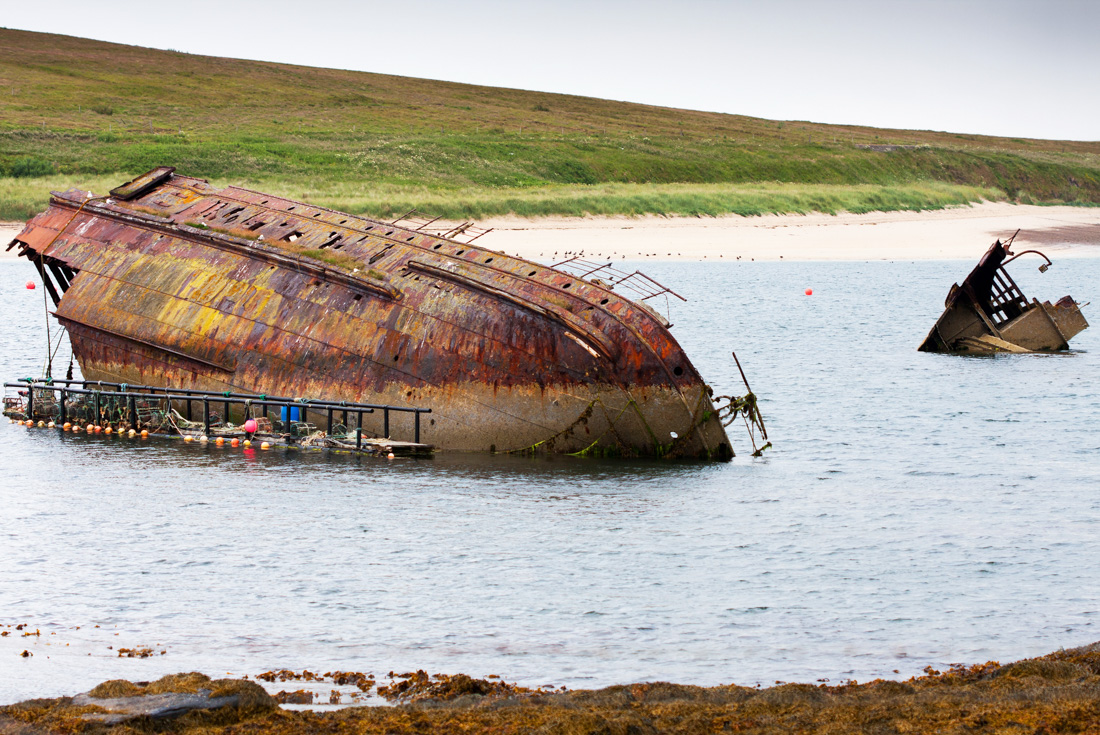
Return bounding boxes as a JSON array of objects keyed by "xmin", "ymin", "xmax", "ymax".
[{"xmin": 1, "ymin": 27, "xmax": 1098, "ymax": 221}]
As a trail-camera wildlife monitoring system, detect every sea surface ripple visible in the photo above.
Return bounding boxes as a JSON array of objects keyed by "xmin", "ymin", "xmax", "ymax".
[{"xmin": 1, "ymin": 256, "xmax": 1098, "ymax": 703}]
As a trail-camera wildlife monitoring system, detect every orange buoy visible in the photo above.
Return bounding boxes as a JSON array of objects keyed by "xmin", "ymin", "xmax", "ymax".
[
  {"xmin": 25, "ymin": 419, "xmax": 33, "ymax": 427},
  {"xmin": 47, "ymin": 421, "xmax": 55, "ymax": 429},
  {"xmin": 86, "ymin": 424, "xmax": 94, "ymax": 433},
  {"xmin": 387, "ymin": 452, "xmax": 395, "ymax": 459},
  {"xmin": 127, "ymin": 429, "xmax": 136, "ymax": 437},
  {"xmin": 243, "ymin": 439, "xmax": 251, "ymax": 447},
  {"xmin": 215, "ymin": 436, "xmax": 224, "ymax": 446},
  {"xmin": 94, "ymin": 425, "xmax": 102, "ymax": 433},
  {"xmin": 62, "ymin": 422, "xmax": 71, "ymax": 431},
  {"xmin": 140, "ymin": 429, "xmax": 149, "ymax": 438},
  {"xmin": 183, "ymin": 435, "xmax": 193, "ymax": 442},
  {"xmin": 805, "ymin": 288, "xmax": 813, "ymax": 296},
  {"xmin": 104, "ymin": 426, "xmax": 112, "ymax": 434},
  {"xmin": 260, "ymin": 441, "xmax": 271, "ymax": 450},
  {"xmin": 37, "ymin": 421, "xmax": 45, "ymax": 428},
  {"xmin": 230, "ymin": 438, "xmax": 240, "ymax": 447}
]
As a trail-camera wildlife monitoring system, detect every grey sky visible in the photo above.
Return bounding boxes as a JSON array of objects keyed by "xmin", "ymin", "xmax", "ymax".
[{"xmin": 5, "ymin": 0, "xmax": 1097, "ymax": 140}]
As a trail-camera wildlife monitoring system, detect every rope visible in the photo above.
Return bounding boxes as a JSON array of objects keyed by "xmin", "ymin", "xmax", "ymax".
[{"xmin": 714, "ymin": 392, "xmax": 771, "ymax": 456}]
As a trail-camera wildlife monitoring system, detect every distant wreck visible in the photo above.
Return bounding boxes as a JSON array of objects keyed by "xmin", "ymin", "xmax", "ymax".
[
  {"xmin": 919, "ymin": 234, "xmax": 1088, "ymax": 354},
  {"xmin": 8, "ymin": 167, "xmax": 741, "ymax": 458}
]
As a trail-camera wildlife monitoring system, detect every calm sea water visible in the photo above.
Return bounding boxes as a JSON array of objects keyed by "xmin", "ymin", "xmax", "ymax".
[{"xmin": 1, "ymin": 254, "xmax": 1098, "ymax": 703}]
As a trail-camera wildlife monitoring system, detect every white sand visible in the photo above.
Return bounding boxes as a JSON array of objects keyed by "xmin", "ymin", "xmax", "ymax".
[
  {"xmin": 472, "ymin": 203, "xmax": 1100, "ymax": 263},
  {"xmin": 4, "ymin": 202, "xmax": 1098, "ymax": 264},
  {"xmin": 1, "ymin": 223, "xmax": 23, "ymax": 259}
]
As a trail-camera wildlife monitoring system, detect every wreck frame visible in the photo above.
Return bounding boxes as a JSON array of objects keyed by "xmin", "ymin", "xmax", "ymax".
[
  {"xmin": 918, "ymin": 236, "xmax": 1088, "ymax": 354},
  {"xmin": 9, "ymin": 167, "xmax": 737, "ymax": 459}
]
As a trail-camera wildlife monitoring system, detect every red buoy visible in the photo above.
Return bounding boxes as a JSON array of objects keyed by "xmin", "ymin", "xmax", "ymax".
[
  {"xmin": 26, "ymin": 281, "xmax": 35, "ymax": 290},
  {"xmin": 805, "ymin": 288, "xmax": 813, "ymax": 296}
]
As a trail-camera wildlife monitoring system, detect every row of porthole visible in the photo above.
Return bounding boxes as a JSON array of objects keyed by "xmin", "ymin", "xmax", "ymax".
[{"xmin": 209, "ymin": 202, "xmax": 616, "ymax": 315}]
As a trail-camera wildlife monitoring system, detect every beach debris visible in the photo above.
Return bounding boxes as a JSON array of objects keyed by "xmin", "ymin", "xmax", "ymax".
[
  {"xmin": 116, "ymin": 646, "xmax": 156, "ymax": 658},
  {"xmin": 328, "ymin": 671, "xmax": 376, "ymax": 692},
  {"xmin": 273, "ymin": 690, "xmax": 314, "ymax": 705},
  {"xmin": 920, "ymin": 233, "xmax": 1089, "ymax": 353},
  {"xmin": 376, "ymin": 670, "xmax": 533, "ymax": 703}
]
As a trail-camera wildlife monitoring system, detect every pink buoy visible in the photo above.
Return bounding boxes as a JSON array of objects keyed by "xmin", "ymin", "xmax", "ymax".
[
  {"xmin": 805, "ymin": 288, "xmax": 813, "ymax": 296},
  {"xmin": 243, "ymin": 418, "xmax": 257, "ymax": 434},
  {"xmin": 26, "ymin": 281, "xmax": 36, "ymax": 290}
]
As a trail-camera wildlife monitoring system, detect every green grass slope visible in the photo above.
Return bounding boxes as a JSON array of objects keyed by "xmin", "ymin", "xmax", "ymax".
[{"xmin": 1, "ymin": 28, "xmax": 1097, "ymax": 220}]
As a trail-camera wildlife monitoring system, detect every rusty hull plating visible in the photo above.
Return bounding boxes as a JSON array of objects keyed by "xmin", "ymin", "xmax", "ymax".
[
  {"xmin": 918, "ymin": 239, "xmax": 1088, "ymax": 354},
  {"xmin": 9, "ymin": 167, "xmax": 733, "ymax": 459}
]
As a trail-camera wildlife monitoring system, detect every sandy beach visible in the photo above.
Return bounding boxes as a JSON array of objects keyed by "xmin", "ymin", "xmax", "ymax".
[
  {"xmin": 4, "ymin": 202, "xmax": 1099, "ymax": 264},
  {"xmin": 475, "ymin": 202, "xmax": 1100, "ymax": 262}
]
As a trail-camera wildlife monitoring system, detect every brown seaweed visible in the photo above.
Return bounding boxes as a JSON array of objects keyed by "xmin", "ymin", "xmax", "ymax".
[{"xmin": 5, "ymin": 644, "xmax": 1100, "ymax": 734}]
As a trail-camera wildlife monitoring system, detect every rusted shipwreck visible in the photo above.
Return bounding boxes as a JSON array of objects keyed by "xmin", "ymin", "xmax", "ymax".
[
  {"xmin": 9, "ymin": 167, "xmax": 735, "ymax": 458},
  {"xmin": 919, "ymin": 236, "xmax": 1088, "ymax": 354}
]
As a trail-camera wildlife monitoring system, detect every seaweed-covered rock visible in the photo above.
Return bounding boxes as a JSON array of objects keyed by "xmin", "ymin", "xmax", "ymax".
[{"xmin": 73, "ymin": 672, "xmax": 275, "ymax": 724}]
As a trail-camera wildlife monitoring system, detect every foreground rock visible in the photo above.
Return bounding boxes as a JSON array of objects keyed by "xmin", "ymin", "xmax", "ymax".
[
  {"xmin": 3, "ymin": 644, "xmax": 1100, "ymax": 733},
  {"xmin": 1, "ymin": 673, "xmax": 274, "ymax": 731}
]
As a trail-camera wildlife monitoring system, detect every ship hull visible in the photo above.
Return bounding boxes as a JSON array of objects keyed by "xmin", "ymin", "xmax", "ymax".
[{"xmin": 10, "ymin": 168, "xmax": 734, "ymax": 459}]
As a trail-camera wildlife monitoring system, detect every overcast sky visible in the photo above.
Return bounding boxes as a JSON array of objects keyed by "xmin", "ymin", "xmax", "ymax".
[{"xmin": 5, "ymin": 0, "xmax": 1098, "ymax": 140}]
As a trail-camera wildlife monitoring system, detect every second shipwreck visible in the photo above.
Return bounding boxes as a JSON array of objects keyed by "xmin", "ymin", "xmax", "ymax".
[{"xmin": 919, "ymin": 235, "xmax": 1089, "ymax": 354}]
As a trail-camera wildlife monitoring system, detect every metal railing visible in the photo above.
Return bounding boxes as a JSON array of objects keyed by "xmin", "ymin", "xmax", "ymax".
[{"xmin": 5, "ymin": 379, "xmax": 431, "ymax": 448}]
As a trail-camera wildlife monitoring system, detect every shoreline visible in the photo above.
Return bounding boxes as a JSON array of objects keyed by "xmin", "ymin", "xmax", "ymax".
[
  {"xmin": 5, "ymin": 642, "xmax": 1100, "ymax": 733},
  {"xmin": 4, "ymin": 202, "xmax": 1100, "ymax": 264}
]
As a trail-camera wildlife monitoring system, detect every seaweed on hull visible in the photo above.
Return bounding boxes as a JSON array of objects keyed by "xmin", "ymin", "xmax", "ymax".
[{"xmin": 7, "ymin": 167, "xmax": 751, "ymax": 458}]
